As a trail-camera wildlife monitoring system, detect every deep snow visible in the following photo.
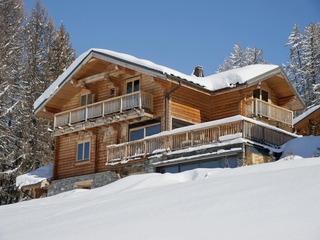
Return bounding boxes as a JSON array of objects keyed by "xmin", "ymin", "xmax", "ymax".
[{"xmin": 1, "ymin": 137, "xmax": 320, "ymax": 240}]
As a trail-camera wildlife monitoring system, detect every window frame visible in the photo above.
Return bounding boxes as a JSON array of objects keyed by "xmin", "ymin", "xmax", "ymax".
[
  {"xmin": 129, "ymin": 123, "xmax": 161, "ymax": 141},
  {"xmin": 80, "ymin": 93, "xmax": 94, "ymax": 106},
  {"xmin": 253, "ymin": 89, "xmax": 268, "ymax": 102},
  {"xmin": 126, "ymin": 77, "xmax": 140, "ymax": 94},
  {"xmin": 76, "ymin": 139, "xmax": 91, "ymax": 162}
]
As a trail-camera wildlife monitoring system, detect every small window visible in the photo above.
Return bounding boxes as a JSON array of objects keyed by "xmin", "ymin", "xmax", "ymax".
[
  {"xmin": 77, "ymin": 141, "xmax": 90, "ymax": 162},
  {"xmin": 126, "ymin": 79, "xmax": 140, "ymax": 94},
  {"xmin": 261, "ymin": 90, "xmax": 268, "ymax": 102},
  {"xmin": 80, "ymin": 94, "xmax": 94, "ymax": 106},
  {"xmin": 253, "ymin": 89, "xmax": 268, "ymax": 102},
  {"xmin": 129, "ymin": 123, "xmax": 161, "ymax": 141}
]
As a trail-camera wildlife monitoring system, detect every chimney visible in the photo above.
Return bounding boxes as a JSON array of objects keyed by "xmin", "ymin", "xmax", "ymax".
[{"xmin": 193, "ymin": 66, "xmax": 204, "ymax": 77}]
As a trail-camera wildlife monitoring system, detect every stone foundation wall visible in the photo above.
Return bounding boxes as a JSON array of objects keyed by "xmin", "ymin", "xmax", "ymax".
[{"xmin": 48, "ymin": 171, "xmax": 119, "ymax": 196}]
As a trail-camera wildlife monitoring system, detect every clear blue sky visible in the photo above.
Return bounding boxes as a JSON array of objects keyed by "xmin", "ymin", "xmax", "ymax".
[{"xmin": 24, "ymin": 0, "xmax": 319, "ymax": 75}]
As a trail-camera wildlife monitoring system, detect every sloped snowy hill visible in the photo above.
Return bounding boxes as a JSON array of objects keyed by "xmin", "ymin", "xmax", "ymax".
[{"xmin": 0, "ymin": 157, "xmax": 320, "ymax": 240}]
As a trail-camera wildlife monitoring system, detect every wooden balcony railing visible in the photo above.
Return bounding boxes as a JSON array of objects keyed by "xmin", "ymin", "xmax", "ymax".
[
  {"xmin": 244, "ymin": 98, "xmax": 293, "ymax": 126},
  {"xmin": 107, "ymin": 117, "xmax": 297, "ymax": 165},
  {"xmin": 54, "ymin": 91, "xmax": 153, "ymax": 129}
]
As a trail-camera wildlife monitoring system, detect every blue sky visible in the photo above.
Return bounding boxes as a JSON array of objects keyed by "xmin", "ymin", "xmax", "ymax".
[{"xmin": 24, "ymin": 0, "xmax": 319, "ymax": 75}]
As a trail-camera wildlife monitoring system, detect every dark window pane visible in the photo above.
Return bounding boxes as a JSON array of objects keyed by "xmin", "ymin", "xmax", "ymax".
[
  {"xmin": 130, "ymin": 129, "xmax": 144, "ymax": 141},
  {"xmin": 134, "ymin": 80, "xmax": 140, "ymax": 92},
  {"xmin": 81, "ymin": 95, "xmax": 87, "ymax": 106},
  {"xmin": 77, "ymin": 143, "xmax": 83, "ymax": 160},
  {"xmin": 87, "ymin": 94, "xmax": 93, "ymax": 104},
  {"xmin": 253, "ymin": 89, "xmax": 260, "ymax": 99},
  {"xmin": 261, "ymin": 90, "xmax": 268, "ymax": 102},
  {"xmin": 146, "ymin": 124, "xmax": 161, "ymax": 136},
  {"xmin": 84, "ymin": 142, "xmax": 90, "ymax": 160},
  {"xmin": 126, "ymin": 82, "xmax": 132, "ymax": 94}
]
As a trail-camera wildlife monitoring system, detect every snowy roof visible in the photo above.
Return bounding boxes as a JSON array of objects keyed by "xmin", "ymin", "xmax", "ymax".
[
  {"xmin": 16, "ymin": 163, "xmax": 53, "ymax": 189},
  {"xmin": 293, "ymin": 105, "xmax": 320, "ymax": 125},
  {"xmin": 34, "ymin": 48, "xmax": 283, "ymax": 114}
]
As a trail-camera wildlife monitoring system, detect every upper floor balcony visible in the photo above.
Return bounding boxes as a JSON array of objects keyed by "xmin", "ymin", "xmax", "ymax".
[
  {"xmin": 53, "ymin": 91, "xmax": 153, "ymax": 135},
  {"xmin": 244, "ymin": 98, "xmax": 293, "ymax": 127}
]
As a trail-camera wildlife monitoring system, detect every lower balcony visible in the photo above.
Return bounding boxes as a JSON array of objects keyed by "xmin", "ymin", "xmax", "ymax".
[
  {"xmin": 106, "ymin": 116, "xmax": 298, "ymax": 165},
  {"xmin": 244, "ymin": 98, "xmax": 293, "ymax": 126},
  {"xmin": 54, "ymin": 91, "xmax": 153, "ymax": 135}
]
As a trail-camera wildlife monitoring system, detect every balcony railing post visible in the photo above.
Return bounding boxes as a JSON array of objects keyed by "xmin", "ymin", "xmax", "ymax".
[
  {"xmin": 120, "ymin": 97, "xmax": 123, "ymax": 113},
  {"xmin": 139, "ymin": 92, "xmax": 142, "ymax": 109}
]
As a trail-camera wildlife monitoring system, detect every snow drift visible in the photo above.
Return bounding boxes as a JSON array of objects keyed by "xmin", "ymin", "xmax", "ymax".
[{"xmin": 1, "ymin": 156, "xmax": 320, "ymax": 240}]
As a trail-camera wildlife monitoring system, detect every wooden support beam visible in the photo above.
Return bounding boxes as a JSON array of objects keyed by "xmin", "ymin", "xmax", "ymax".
[{"xmin": 76, "ymin": 72, "xmax": 109, "ymax": 87}]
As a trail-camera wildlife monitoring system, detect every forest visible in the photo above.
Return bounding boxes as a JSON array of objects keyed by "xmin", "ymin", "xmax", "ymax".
[{"xmin": 0, "ymin": 0, "xmax": 319, "ymax": 205}]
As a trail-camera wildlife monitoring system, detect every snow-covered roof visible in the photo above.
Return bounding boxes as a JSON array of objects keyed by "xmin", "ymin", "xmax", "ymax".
[
  {"xmin": 34, "ymin": 48, "xmax": 283, "ymax": 114},
  {"xmin": 293, "ymin": 105, "xmax": 320, "ymax": 125},
  {"xmin": 16, "ymin": 163, "xmax": 53, "ymax": 189}
]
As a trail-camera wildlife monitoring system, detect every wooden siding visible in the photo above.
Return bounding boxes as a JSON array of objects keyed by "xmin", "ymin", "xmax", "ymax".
[
  {"xmin": 294, "ymin": 109, "xmax": 320, "ymax": 136},
  {"xmin": 170, "ymin": 87, "xmax": 211, "ymax": 124},
  {"xmin": 54, "ymin": 123, "xmax": 133, "ymax": 179},
  {"xmin": 210, "ymin": 91, "xmax": 242, "ymax": 120},
  {"xmin": 54, "ymin": 131, "xmax": 97, "ymax": 179}
]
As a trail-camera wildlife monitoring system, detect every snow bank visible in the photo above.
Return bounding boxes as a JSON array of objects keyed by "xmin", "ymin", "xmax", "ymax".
[
  {"xmin": 16, "ymin": 163, "xmax": 53, "ymax": 189},
  {"xmin": 281, "ymin": 136, "xmax": 320, "ymax": 160},
  {"xmin": 1, "ymin": 158, "xmax": 320, "ymax": 240}
]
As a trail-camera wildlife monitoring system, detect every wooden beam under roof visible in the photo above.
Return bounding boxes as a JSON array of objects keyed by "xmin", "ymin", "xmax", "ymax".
[{"xmin": 75, "ymin": 72, "xmax": 108, "ymax": 87}]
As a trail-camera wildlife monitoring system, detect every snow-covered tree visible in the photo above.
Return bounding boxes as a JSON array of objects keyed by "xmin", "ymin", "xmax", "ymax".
[
  {"xmin": 217, "ymin": 44, "xmax": 267, "ymax": 73},
  {"xmin": 0, "ymin": 0, "xmax": 75, "ymax": 204},
  {"xmin": 285, "ymin": 23, "xmax": 320, "ymax": 107},
  {"xmin": 0, "ymin": 0, "xmax": 26, "ymax": 205}
]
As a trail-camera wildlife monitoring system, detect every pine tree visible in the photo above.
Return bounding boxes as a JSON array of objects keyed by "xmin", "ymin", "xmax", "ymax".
[
  {"xmin": 217, "ymin": 43, "xmax": 266, "ymax": 73},
  {"xmin": 0, "ymin": 0, "xmax": 26, "ymax": 205},
  {"xmin": 285, "ymin": 23, "xmax": 320, "ymax": 107},
  {"xmin": 0, "ymin": 0, "xmax": 76, "ymax": 204}
]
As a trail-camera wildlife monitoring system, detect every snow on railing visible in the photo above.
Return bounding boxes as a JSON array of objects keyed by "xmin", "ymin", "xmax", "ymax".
[{"xmin": 107, "ymin": 118, "xmax": 296, "ymax": 165}]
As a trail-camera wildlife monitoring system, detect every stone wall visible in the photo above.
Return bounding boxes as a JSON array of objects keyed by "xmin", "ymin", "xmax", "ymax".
[{"xmin": 48, "ymin": 171, "xmax": 119, "ymax": 196}]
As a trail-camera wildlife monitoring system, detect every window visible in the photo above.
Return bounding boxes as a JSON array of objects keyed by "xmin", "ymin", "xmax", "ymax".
[
  {"xmin": 77, "ymin": 141, "xmax": 90, "ymax": 162},
  {"xmin": 253, "ymin": 89, "xmax": 268, "ymax": 102},
  {"xmin": 80, "ymin": 93, "xmax": 94, "ymax": 106},
  {"xmin": 126, "ymin": 79, "xmax": 140, "ymax": 94},
  {"xmin": 129, "ymin": 123, "xmax": 161, "ymax": 141}
]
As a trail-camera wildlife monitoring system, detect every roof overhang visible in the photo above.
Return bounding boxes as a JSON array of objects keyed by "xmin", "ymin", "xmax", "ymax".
[{"xmin": 34, "ymin": 49, "xmax": 305, "ymax": 116}]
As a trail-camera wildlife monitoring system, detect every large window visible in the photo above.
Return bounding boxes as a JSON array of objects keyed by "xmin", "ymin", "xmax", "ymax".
[
  {"xmin": 129, "ymin": 123, "xmax": 161, "ymax": 141},
  {"xmin": 77, "ymin": 141, "xmax": 90, "ymax": 162},
  {"xmin": 126, "ymin": 79, "xmax": 140, "ymax": 94}
]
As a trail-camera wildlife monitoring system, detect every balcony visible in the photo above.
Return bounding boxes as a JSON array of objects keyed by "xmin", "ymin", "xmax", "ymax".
[
  {"xmin": 107, "ymin": 116, "xmax": 297, "ymax": 165},
  {"xmin": 54, "ymin": 91, "xmax": 153, "ymax": 134},
  {"xmin": 244, "ymin": 98, "xmax": 293, "ymax": 126}
]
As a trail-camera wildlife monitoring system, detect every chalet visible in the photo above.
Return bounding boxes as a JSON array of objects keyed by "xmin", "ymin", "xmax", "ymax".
[
  {"xmin": 293, "ymin": 105, "xmax": 320, "ymax": 136},
  {"xmin": 33, "ymin": 48, "xmax": 304, "ymax": 196}
]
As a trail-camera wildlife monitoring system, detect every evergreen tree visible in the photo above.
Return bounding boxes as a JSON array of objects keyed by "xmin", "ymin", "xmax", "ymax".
[
  {"xmin": 285, "ymin": 23, "xmax": 320, "ymax": 107},
  {"xmin": 217, "ymin": 43, "xmax": 267, "ymax": 73},
  {"xmin": 0, "ymin": 0, "xmax": 75, "ymax": 204},
  {"xmin": 0, "ymin": 0, "xmax": 26, "ymax": 205}
]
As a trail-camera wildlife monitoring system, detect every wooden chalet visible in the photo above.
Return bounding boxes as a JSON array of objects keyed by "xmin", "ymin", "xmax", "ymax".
[
  {"xmin": 34, "ymin": 48, "xmax": 305, "ymax": 195},
  {"xmin": 294, "ymin": 105, "xmax": 320, "ymax": 136}
]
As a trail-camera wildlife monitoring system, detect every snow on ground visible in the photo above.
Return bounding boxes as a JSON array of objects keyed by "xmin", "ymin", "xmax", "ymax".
[
  {"xmin": 15, "ymin": 163, "xmax": 53, "ymax": 189},
  {"xmin": 281, "ymin": 136, "xmax": 320, "ymax": 159},
  {"xmin": 1, "ymin": 157, "xmax": 320, "ymax": 239}
]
